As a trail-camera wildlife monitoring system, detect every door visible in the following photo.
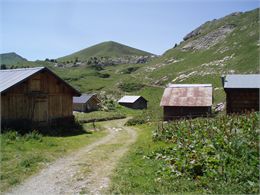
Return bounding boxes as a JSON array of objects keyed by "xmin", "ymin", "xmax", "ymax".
[{"xmin": 33, "ymin": 98, "xmax": 48, "ymax": 123}]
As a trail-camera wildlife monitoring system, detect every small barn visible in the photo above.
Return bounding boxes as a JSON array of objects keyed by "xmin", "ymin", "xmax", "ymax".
[
  {"xmin": 73, "ymin": 94, "xmax": 101, "ymax": 112},
  {"xmin": 160, "ymin": 84, "xmax": 212, "ymax": 120},
  {"xmin": 0, "ymin": 67, "xmax": 81, "ymax": 127},
  {"xmin": 118, "ymin": 96, "xmax": 148, "ymax": 109},
  {"xmin": 222, "ymin": 74, "xmax": 260, "ymax": 114}
]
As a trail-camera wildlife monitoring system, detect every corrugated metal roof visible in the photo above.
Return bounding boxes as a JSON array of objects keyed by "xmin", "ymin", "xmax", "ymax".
[
  {"xmin": 118, "ymin": 96, "xmax": 144, "ymax": 103},
  {"xmin": 160, "ymin": 84, "xmax": 212, "ymax": 107},
  {"xmin": 167, "ymin": 84, "xmax": 212, "ymax": 88},
  {"xmin": 0, "ymin": 67, "xmax": 45, "ymax": 93},
  {"xmin": 73, "ymin": 94, "xmax": 96, "ymax": 103},
  {"xmin": 223, "ymin": 74, "xmax": 260, "ymax": 89}
]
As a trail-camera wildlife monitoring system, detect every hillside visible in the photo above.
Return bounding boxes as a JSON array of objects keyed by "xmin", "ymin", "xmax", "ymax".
[
  {"xmin": 57, "ymin": 41, "xmax": 154, "ymax": 64},
  {"xmin": 0, "ymin": 52, "xmax": 27, "ymax": 65},
  {"xmin": 142, "ymin": 8, "xmax": 259, "ymax": 86},
  {"xmin": 1, "ymin": 8, "xmax": 259, "ymax": 115},
  {"xmin": 52, "ymin": 8, "xmax": 259, "ymax": 106}
]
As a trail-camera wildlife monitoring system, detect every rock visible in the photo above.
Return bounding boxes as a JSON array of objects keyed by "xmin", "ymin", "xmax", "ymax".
[
  {"xmin": 183, "ymin": 25, "xmax": 203, "ymax": 41},
  {"xmin": 214, "ymin": 102, "xmax": 225, "ymax": 112},
  {"xmin": 182, "ymin": 24, "xmax": 236, "ymax": 51}
]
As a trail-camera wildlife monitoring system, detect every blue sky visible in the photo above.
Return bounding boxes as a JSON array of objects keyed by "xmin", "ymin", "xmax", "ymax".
[{"xmin": 0, "ymin": 0, "xmax": 259, "ymax": 60}]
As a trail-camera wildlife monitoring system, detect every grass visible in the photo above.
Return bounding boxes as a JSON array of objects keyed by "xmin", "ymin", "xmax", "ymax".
[
  {"xmin": 0, "ymin": 127, "xmax": 107, "ymax": 192},
  {"xmin": 109, "ymin": 113, "xmax": 259, "ymax": 194},
  {"xmin": 109, "ymin": 123, "xmax": 171, "ymax": 194},
  {"xmin": 74, "ymin": 110, "xmax": 126, "ymax": 123},
  {"xmin": 57, "ymin": 41, "xmax": 152, "ymax": 62}
]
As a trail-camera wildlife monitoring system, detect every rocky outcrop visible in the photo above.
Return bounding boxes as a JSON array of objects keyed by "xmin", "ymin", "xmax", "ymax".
[{"xmin": 182, "ymin": 24, "xmax": 236, "ymax": 50}]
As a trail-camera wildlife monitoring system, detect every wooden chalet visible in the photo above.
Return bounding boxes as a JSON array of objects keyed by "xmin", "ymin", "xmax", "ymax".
[
  {"xmin": 160, "ymin": 84, "xmax": 212, "ymax": 120},
  {"xmin": 73, "ymin": 94, "xmax": 101, "ymax": 112},
  {"xmin": 0, "ymin": 67, "xmax": 81, "ymax": 127},
  {"xmin": 118, "ymin": 96, "xmax": 148, "ymax": 109},
  {"xmin": 222, "ymin": 74, "xmax": 260, "ymax": 114}
]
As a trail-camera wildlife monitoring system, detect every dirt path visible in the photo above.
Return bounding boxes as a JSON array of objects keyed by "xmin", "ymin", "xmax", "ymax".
[{"xmin": 5, "ymin": 118, "xmax": 136, "ymax": 195}]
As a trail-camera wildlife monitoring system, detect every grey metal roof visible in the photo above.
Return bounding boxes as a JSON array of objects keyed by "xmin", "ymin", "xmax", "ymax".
[
  {"xmin": 0, "ymin": 67, "xmax": 45, "ymax": 93},
  {"xmin": 0, "ymin": 67, "xmax": 81, "ymax": 95},
  {"xmin": 118, "ymin": 96, "xmax": 146, "ymax": 103},
  {"xmin": 73, "ymin": 94, "xmax": 96, "ymax": 103},
  {"xmin": 160, "ymin": 84, "xmax": 212, "ymax": 107},
  {"xmin": 223, "ymin": 74, "xmax": 260, "ymax": 89}
]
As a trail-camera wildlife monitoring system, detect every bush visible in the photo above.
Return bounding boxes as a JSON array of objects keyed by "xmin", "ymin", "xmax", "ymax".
[
  {"xmin": 125, "ymin": 117, "xmax": 146, "ymax": 126},
  {"xmin": 118, "ymin": 82, "xmax": 144, "ymax": 92},
  {"xmin": 121, "ymin": 67, "xmax": 139, "ymax": 74},
  {"xmin": 148, "ymin": 112, "xmax": 259, "ymax": 194},
  {"xmin": 97, "ymin": 73, "xmax": 110, "ymax": 78},
  {"xmin": 24, "ymin": 130, "xmax": 43, "ymax": 141},
  {"xmin": 2, "ymin": 131, "xmax": 20, "ymax": 141}
]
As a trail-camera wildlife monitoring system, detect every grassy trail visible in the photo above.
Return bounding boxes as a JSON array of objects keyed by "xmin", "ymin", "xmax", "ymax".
[{"xmin": 5, "ymin": 118, "xmax": 137, "ymax": 195}]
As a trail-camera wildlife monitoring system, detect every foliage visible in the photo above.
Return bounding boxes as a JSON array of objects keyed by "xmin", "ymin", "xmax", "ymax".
[
  {"xmin": 118, "ymin": 82, "xmax": 144, "ymax": 92},
  {"xmin": 102, "ymin": 99, "xmax": 116, "ymax": 111},
  {"xmin": 74, "ymin": 111, "xmax": 126, "ymax": 123},
  {"xmin": 149, "ymin": 112, "xmax": 259, "ymax": 194},
  {"xmin": 24, "ymin": 130, "xmax": 43, "ymax": 141},
  {"xmin": 121, "ymin": 66, "xmax": 139, "ymax": 74},
  {"xmin": 125, "ymin": 117, "xmax": 146, "ymax": 126},
  {"xmin": 96, "ymin": 72, "xmax": 110, "ymax": 78}
]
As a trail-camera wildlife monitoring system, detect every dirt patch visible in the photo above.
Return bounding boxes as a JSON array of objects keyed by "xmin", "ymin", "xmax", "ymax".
[{"xmin": 5, "ymin": 118, "xmax": 136, "ymax": 195}]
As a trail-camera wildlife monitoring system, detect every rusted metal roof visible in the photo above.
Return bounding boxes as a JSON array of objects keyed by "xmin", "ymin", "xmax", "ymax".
[{"xmin": 160, "ymin": 84, "xmax": 212, "ymax": 107}]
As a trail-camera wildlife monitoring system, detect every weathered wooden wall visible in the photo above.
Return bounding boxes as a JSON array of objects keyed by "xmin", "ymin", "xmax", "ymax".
[
  {"xmin": 86, "ymin": 97, "xmax": 100, "ymax": 111},
  {"xmin": 226, "ymin": 89, "xmax": 259, "ymax": 114},
  {"xmin": 163, "ymin": 106, "xmax": 211, "ymax": 120},
  {"xmin": 73, "ymin": 96, "xmax": 100, "ymax": 112},
  {"xmin": 73, "ymin": 103, "xmax": 86, "ymax": 112},
  {"xmin": 1, "ymin": 70, "xmax": 75, "ymax": 124}
]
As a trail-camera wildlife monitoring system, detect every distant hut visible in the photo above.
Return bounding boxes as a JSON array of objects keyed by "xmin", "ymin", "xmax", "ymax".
[
  {"xmin": 0, "ymin": 67, "xmax": 81, "ymax": 127},
  {"xmin": 73, "ymin": 94, "xmax": 101, "ymax": 112},
  {"xmin": 160, "ymin": 84, "xmax": 212, "ymax": 120},
  {"xmin": 222, "ymin": 74, "xmax": 260, "ymax": 114},
  {"xmin": 118, "ymin": 96, "xmax": 148, "ymax": 109}
]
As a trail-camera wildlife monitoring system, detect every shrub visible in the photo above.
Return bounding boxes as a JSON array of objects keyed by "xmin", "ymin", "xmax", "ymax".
[
  {"xmin": 148, "ymin": 112, "xmax": 259, "ymax": 194},
  {"xmin": 2, "ymin": 131, "xmax": 20, "ymax": 141},
  {"xmin": 97, "ymin": 73, "xmax": 110, "ymax": 78},
  {"xmin": 118, "ymin": 82, "xmax": 144, "ymax": 92},
  {"xmin": 24, "ymin": 130, "xmax": 43, "ymax": 141},
  {"xmin": 121, "ymin": 67, "xmax": 139, "ymax": 74},
  {"xmin": 125, "ymin": 117, "xmax": 146, "ymax": 126}
]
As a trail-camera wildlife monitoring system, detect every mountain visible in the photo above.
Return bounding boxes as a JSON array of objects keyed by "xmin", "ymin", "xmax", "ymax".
[
  {"xmin": 128, "ymin": 8, "xmax": 259, "ymax": 100},
  {"xmin": 52, "ymin": 8, "xmax": 259, "ymax": 109},
  {"xmin": 57, "ymin": 41, "xmax": 154, "ymax": 62},
  {"xmin": 2, "ymin": 8, "xmax": 259, "ymax": 108},
  {"xmin": 0, "ymin": 52, "xmax": 28, "ymax": 65}
]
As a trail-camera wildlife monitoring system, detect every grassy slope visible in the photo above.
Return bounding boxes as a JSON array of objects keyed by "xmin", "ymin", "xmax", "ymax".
[
  {"xmin": 57, "ymin": 41, "xmax": 153, "ymax": 62},
  {"xmin": 0, "ymin": 52, "xmax": 28, "ymax": 65},
  {"xmin": 0, "ymin": 129, "xmax": 107, "ymax": 192}
]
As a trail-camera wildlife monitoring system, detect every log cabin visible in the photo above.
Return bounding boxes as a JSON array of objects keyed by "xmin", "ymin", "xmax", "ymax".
[
  {"xmin": 160, "ymin": 84, "xmax": 212, "ymax": 120},
  {"xmin": 0, "ymin": 67, "xmax": 81, "ymax": 127},
  {"xmin": 222, "ymin": 74, "xmax": 260, "ymax": 114}
]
